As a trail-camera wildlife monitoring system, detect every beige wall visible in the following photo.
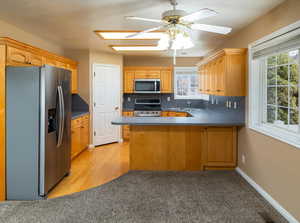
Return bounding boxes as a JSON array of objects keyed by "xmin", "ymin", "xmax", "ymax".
[
  {"xmin": 89, "ymin": 50, "xmax": 123, "ymax": 104},
  {"xmin": 65, "ymin": 50, "xmax": 90, "ymax": 103},
  {"xmin": 216, "ymin": 0, "xmax": 300, "ymax": 220},
  {"xmin": 124, "ymin": 56, "xmax": 201, "ymax": 67},
  {"xmin": 0, "ymin": 19, "xmax": 64, "ymax": 55}
]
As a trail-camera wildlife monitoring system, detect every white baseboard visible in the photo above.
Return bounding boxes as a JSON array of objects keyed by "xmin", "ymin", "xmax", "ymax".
[
  {"xmin": 236, "ymin": 167, "xmax": 298, "ymax": 223},
  {"xmin": 88, "ymin": 144, "xmax": 95, "ymax": 149}
]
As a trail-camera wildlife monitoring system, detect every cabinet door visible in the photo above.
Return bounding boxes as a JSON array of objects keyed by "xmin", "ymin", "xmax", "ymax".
[
  {"xmin": 122, "ymin": 111, "xmax": 133, "ymax": 140},
  {"xmin": 28, "ymin": 52, "xmax": 44, "ymax": 66},
  {"xmin": 205, "ymin": 127, "xmax": 237, "ymax": 167},
  {"xmin": 216, "ymin": 57, "xmax": 225, "ymax": 95},
  {"xmin": 80, "ymin": 120, "xmax": 89, "ymax": 150},
  {"xmin": 71, "ymin": 68, "xmax": 78, "ymax": 93},
  {"xmin": 71, "ymin": 126, "xmax": 81, "ymax": 159},
  {"xmin": 146, "ymin": 70, "xmax": 160, "ymax": 79},
  {"xmin": 161, "ymin": 69, "xmax": 172, "ymax": 93},
  {"xmin": 124, "ymin": 70, "xmax": 135, "ymax": 93},
  {"xmin": 134, "ymin": 70, "xmax": 147, "ymax": 79},
  {"xmin": 210, "ymin": 61, "xmax": 217, "ymax": 94},
  {"xmin": 7, "ymin": 46, "xmax": 29, "ymax": 65},
  {"xmin": 205, "ymin": 63, "xmax": 211, "ymax": 94}
]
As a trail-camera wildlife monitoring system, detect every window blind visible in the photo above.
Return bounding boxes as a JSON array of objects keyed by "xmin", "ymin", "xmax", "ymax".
[{"xmin": 252, "ymin": 27, "xmax": 300, "ymax": 59}]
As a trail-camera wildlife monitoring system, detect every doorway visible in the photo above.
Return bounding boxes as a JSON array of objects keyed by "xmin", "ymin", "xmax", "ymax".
[{"xmin": 92, "ymin": 64, "xmax": 121, "ymax": 146}]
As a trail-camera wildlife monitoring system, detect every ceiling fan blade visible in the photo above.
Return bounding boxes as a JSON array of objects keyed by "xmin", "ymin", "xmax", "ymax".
[
  {"xmin": 181, "ymin": 8, "xmax": 218, "ymax": 22},
  {"xmin": 125, "ymin": 16, "xmax": 164, "ymax": 24},
  {"xmin": 191, "ymin": 24, "xmax": 232, "ymax": 34},
  {"xmin": 125, "ymin": 26, "xmax": 165, "ymax": 39}
]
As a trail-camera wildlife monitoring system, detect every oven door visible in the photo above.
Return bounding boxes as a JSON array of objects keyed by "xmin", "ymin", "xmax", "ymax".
[{"xmin": 134, "ymin": 79, "xmax": 160, "ymax": 93}]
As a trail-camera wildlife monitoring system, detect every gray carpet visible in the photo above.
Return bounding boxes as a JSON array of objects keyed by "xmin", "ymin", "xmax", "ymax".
[{"xmin": 0, "ymin": 171, "xmax": 287, "ymax": 223}]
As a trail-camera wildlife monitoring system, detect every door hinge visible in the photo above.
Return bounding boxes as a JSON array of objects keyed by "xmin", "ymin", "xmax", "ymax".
[
  {"xmin": 94, "ymin": 102, "xmax": 96, "ymax": 107},
  {"xmin": 94, "ymin": 72, "xmax": 96, "ymax": 77},
  {"xmin": 94, "ymin": 131, "xmax": 96, "ymax": 136}
]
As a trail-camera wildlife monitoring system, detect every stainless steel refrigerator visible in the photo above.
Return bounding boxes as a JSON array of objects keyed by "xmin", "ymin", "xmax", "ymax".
[{"xmin": 6, "ymin": 65, "xmax": 71, "ymax": 200}]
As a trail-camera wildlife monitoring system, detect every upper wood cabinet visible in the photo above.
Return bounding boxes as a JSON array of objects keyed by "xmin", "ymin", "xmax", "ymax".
[
  {"xmin": 2, "ymin": 38, "xmax": 78, "ymax": 93},
  {"xmin": 123, "ymin": 66, "xmax": 173, "ymax": 93},
  {"xmin": 160, "ymin": 68, "xmax": 172, "ymax": 93},
  {"xmin": 124, "ymin": 70, "xmax": 135, "ymax": 93},
  {"xmin": 7, "ymin": 46, "xmax": 29, "ymax": 65},
  {"xmin": 198, "ymin": 48, "xmax": 247, "ymax": 96},
  {"xmin": 28, "ymin": 52, "xmax": 44, "ymax": 66},
  {"xmin": 71, "ymin": 68, "xmax": 78, "ymax": 93}
]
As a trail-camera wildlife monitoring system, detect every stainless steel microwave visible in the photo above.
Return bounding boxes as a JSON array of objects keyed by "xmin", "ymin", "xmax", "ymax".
[{"xmin": 134, "ymin": 79, "xmax": 160, "ymax": 93}]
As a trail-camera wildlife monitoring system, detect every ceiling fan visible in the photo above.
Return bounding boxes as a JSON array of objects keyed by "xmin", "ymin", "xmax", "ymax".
[{"xmin": 124, "ymin": 0, "xmax": 232, "ymax": 61}]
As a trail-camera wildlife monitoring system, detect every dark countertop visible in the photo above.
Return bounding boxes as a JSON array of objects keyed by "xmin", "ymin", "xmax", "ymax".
[
  {"xmin": 72, "ymin": 111, "xmax": 89, "ymax": 120},
  {"xmin": 112, "ymin": 108, "xmax": 245, "ymax": 126}
]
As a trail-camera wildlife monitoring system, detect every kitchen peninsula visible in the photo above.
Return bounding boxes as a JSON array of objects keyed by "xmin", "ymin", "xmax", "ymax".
[{"xmin": 112, "ymin": 108, "xmax": 244, "ymax": 171}]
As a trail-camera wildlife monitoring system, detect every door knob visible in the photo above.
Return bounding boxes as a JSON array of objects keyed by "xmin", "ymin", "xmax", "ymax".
[{"xmin": 115, "ymin": 106, "xmax": 119, "ymax": 110}]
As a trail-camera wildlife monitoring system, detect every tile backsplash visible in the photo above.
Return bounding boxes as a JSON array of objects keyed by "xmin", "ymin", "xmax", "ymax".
[{"xmin": 123, "ymin": 93, "xmax": 245, "ymax": 112}]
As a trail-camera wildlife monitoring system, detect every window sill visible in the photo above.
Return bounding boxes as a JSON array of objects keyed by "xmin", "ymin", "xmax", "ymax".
[{"xmin": 249, "ymin": 124, "xmax": 300, "ymax": 149}]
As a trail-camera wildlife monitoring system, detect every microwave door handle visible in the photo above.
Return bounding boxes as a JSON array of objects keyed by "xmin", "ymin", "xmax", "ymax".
[{"xmin": 154, "ymin": 81, "xmax": 157, "ymax": 92}]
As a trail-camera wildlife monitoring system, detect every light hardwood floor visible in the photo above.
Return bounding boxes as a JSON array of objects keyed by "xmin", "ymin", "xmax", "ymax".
[{"xmin": 48, "ymin": 142, "xmax": 129, "ymax": 199}]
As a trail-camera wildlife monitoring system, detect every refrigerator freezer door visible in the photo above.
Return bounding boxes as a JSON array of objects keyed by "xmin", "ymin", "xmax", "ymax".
[{"xmin": 6, "ymin": 66, "xmax": 41, "ymax": 200}]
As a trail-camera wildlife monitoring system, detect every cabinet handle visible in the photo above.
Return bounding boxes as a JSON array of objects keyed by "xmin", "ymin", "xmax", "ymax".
[
  {"xmin": 216, "ymin": 89, "xmax": 221, "ymax": 92},
  {"xmin": 206, "ymin": 89, "xmax": 210, "ymax": 91}
]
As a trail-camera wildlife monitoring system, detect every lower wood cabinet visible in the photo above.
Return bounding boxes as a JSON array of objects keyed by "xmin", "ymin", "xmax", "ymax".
[
  {"xmin": 203, "ymin": 127, "xmax": 237, "ymax": 169},
  {"xmin": 71, "ymin": 114, "xmax": 89, "ymax": 159},
  {"xmin": 129, "ymin": 126, "xmax": 237, "ymax": 171},
  {"xmin": 122, "ymin": 111, "xmax": 134, "ymax": 141}
]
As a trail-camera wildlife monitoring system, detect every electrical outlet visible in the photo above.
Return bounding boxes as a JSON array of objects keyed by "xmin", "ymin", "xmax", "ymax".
[
  {"xmin": 167, "ymin": 96, "xmax": 171, "ymax": 101},
  {"xmin": 242, "ymin": 154, "xmax": 246, "ymax": 164}
]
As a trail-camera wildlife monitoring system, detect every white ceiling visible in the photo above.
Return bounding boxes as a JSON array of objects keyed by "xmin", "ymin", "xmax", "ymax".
[{"xmin": 0, "ymin": 0, "xmax": 284, "ymax": 57}]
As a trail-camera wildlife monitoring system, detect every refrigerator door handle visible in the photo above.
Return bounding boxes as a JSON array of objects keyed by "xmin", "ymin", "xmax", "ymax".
[
  {"xmin": 59, "ymin": 85, "xmax": 65, "ymax": 147},
  {"xmin": 57, "ymin": 86, "xmax": 63, "ymax": 148}
]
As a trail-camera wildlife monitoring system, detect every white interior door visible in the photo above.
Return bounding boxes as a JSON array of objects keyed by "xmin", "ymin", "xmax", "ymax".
[{"xmin": 93, "ymin": 64, "xmax": 121, "ymax": 146}]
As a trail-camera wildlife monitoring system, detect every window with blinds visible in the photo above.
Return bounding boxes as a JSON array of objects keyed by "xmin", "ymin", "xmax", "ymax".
[{"xmin": 249, "ymin": 22, "xmax": 300, "ymax": 148}]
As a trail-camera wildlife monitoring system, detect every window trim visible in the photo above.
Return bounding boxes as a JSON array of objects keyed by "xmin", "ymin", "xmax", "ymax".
[
  {"xmin": 173, "ymin": 66, "xmax": 209, "ymax": 100},
  {"xmin": 248, "ymin": 20, "xmax": 300, "ymax": 149}
]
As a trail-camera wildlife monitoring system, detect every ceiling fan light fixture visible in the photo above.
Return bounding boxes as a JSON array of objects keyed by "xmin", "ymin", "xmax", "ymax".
[
  {"xmin": 158, "ymin": 34, "xmax": 170, "ymax": 50},
  {"xmin": 171, "ymin": 33, "xmax": 194, "ymax": 50}
]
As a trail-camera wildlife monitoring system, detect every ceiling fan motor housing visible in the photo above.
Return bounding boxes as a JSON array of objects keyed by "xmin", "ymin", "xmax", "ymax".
[{"xmin": 162, "ymin": 10, "xmax": 187, "ymax": 23}]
